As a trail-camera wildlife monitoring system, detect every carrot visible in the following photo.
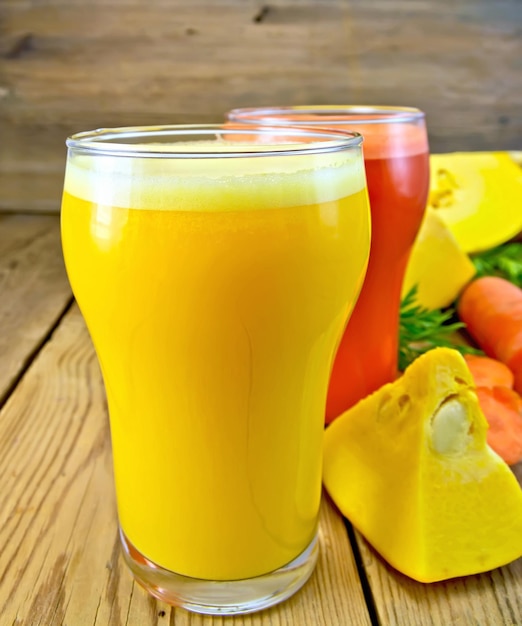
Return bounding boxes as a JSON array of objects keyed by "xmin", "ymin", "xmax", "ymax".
[
  {"xmin": 463, "ymin": 353, "xmax": 522, "ymax": 464},
  {"xmin": 475, "ymin": 386, "xmax": 522, "ymax": 465},
  {"xmin": 464, "ymin": 354, "xmax": 514, "ymax": 389},
  {"xmin": 458, "ymin": 276, "xmax": 522, "ymax": 394}
]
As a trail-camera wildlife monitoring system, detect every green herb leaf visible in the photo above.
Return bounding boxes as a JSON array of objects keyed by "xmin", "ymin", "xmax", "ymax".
[
  {"xmin": 471, "ymin": 242, "xmax": 522, "ymax": 287},
  {"xmin": 399, "ymin": 285, "xmax": 481, "ymax": 371}
]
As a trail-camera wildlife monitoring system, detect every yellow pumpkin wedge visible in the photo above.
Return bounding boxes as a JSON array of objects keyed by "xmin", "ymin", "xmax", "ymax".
[
  {"xmin": 323, "ymin": 347, "xmax": 522, "ymax": 583},
  {"xmin": 402, "ymin": 208, "xmax": 476, "ymax": 310},
  {"xmin": 429, "ymin": 152, "xmax": 522, "ymax": 253}
]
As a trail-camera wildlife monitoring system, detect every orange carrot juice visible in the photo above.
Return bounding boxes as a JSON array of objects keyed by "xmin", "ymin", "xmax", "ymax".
[{"xmin": 61, "ymin": 133, "xmax": 370, "ymax": 584}]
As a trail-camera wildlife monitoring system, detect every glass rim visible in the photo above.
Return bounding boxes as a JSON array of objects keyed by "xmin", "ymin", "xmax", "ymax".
[
  {"xmin": 228, "ymin": 105, "xmax": 426, "ymax": 125},
  {"xmin": 65, "ymin": 124, "xmax": 364, "ymax": 159}
]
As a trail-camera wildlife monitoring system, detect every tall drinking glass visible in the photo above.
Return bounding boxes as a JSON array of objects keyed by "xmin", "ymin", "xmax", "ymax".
[
  {"xmin": 60, "ymin": 125, "xmax": 370, "ymax": 614},
  {"xmin": 228, "ymin": 107, "xmax": 430, "ymax": 421}
]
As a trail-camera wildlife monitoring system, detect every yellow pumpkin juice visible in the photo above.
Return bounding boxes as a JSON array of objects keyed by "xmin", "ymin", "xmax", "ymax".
[{"xmin": 61, "ymin": 143, "xmax": 369, "ymax": 582}]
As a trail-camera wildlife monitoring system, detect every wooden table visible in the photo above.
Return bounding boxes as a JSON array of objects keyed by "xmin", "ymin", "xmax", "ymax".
[{"xmin": 1, "ymin": 212, "xmax": 521, "ymax": 626}]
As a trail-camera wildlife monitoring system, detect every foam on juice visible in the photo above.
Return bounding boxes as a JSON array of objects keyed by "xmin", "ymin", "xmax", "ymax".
[
  {"xmin": 346, "ymin": 122, "xmax": 428, "ymax": 160},
  {"xmin": 64, "ymin": 140, "xmax": 366, "ymax": 212},
  {"xmin": 233, "ymin": 110, "xmax": 429, "ymax": 160}
]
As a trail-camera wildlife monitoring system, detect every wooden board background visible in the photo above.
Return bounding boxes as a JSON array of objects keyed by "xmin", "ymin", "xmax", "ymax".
[{"xmin": 0, "ymin": 0, "xmax": 521, "ymax": 213}]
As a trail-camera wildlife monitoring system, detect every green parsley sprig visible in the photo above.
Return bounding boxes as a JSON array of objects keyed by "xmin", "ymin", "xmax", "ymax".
[
  {"xmin": 399, "ymin": 286, "xmax": 481, "ymax": 371},
  {"xmin": 471, "ymin": 242, "xmax": 522, "ymax": 287}
]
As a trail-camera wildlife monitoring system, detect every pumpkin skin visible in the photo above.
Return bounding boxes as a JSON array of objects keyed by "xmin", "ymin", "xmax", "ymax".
[
  {"xmin": 323, "ymin": 347, "xmax": 522, "ymax": 583},
  {"xmin": 428, "ymin": 152, "xmax": 522, "ymax": 253}
]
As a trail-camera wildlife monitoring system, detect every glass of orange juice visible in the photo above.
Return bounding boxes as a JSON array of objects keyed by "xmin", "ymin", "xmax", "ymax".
[
  {"xmin": 60, "ymin": 125, "xmax": 370, "ymax": 614},
  {"xmin": 228, "ymin": 107, "xmax": 430, "ymax": 421}
]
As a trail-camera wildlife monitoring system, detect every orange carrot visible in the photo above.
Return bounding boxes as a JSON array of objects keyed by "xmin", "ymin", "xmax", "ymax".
[
  {"xmin": 463, "ymin": 353, "xmax": 522, "ymax": 464},
  {"xmin": 475, "ymin": 386, "xmax": 522, "ymax": 465},
  {"xmin": 458, "ymin": 277, "xmax": 522, "ymax": 394},
  {"xmin": 464, "ymin": 354, "xmax": 514, "ymax": 389}
]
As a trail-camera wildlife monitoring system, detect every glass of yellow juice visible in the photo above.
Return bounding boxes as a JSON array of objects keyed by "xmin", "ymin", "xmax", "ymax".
[{"xmin": 60, "ymin": 125, "xmax": 370, "ymax": 615}]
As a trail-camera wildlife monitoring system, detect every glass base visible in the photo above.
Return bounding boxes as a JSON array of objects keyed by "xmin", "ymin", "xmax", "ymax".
[{"xmin": 120, "ymin": 528, "xmax": 319, "ymax": 615}]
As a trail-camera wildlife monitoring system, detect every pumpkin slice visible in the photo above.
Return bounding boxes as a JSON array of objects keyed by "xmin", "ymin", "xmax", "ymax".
[
  {"xmin": 402, "ymin": 208, "xmax": 476, "ymax": 310},
  {"xmin": 323, "ymin": 347, "xmax": 522, "ymax": 583},
  {"xmin": 429, "ymin": 152, "xmax": 522, "ymax": 253}
]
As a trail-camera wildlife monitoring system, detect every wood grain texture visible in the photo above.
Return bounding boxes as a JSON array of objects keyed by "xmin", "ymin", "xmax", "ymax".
[
  {"xmin": 0, "ymin": 213, "xmax": 71, "ymax": 403},
  {"xmin": 1, "ymin": 0, "xmax": 521, "ymax": 212},
  {"xmin": 0, "ymin": 303, "xmax": 372, "ymax": 626}
]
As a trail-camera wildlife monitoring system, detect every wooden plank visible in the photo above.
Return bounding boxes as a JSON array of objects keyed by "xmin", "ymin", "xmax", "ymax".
[
  {"xmin": 1, "ymin": 0, "xmax": 521, "ymax": 212},
  {"xmin": 0, "ymin": 213, "xmax": 71, "ymax": 403},
  {"xmin": 0, "ymin": 304, "xmax": 372, "ymax": 625}
]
